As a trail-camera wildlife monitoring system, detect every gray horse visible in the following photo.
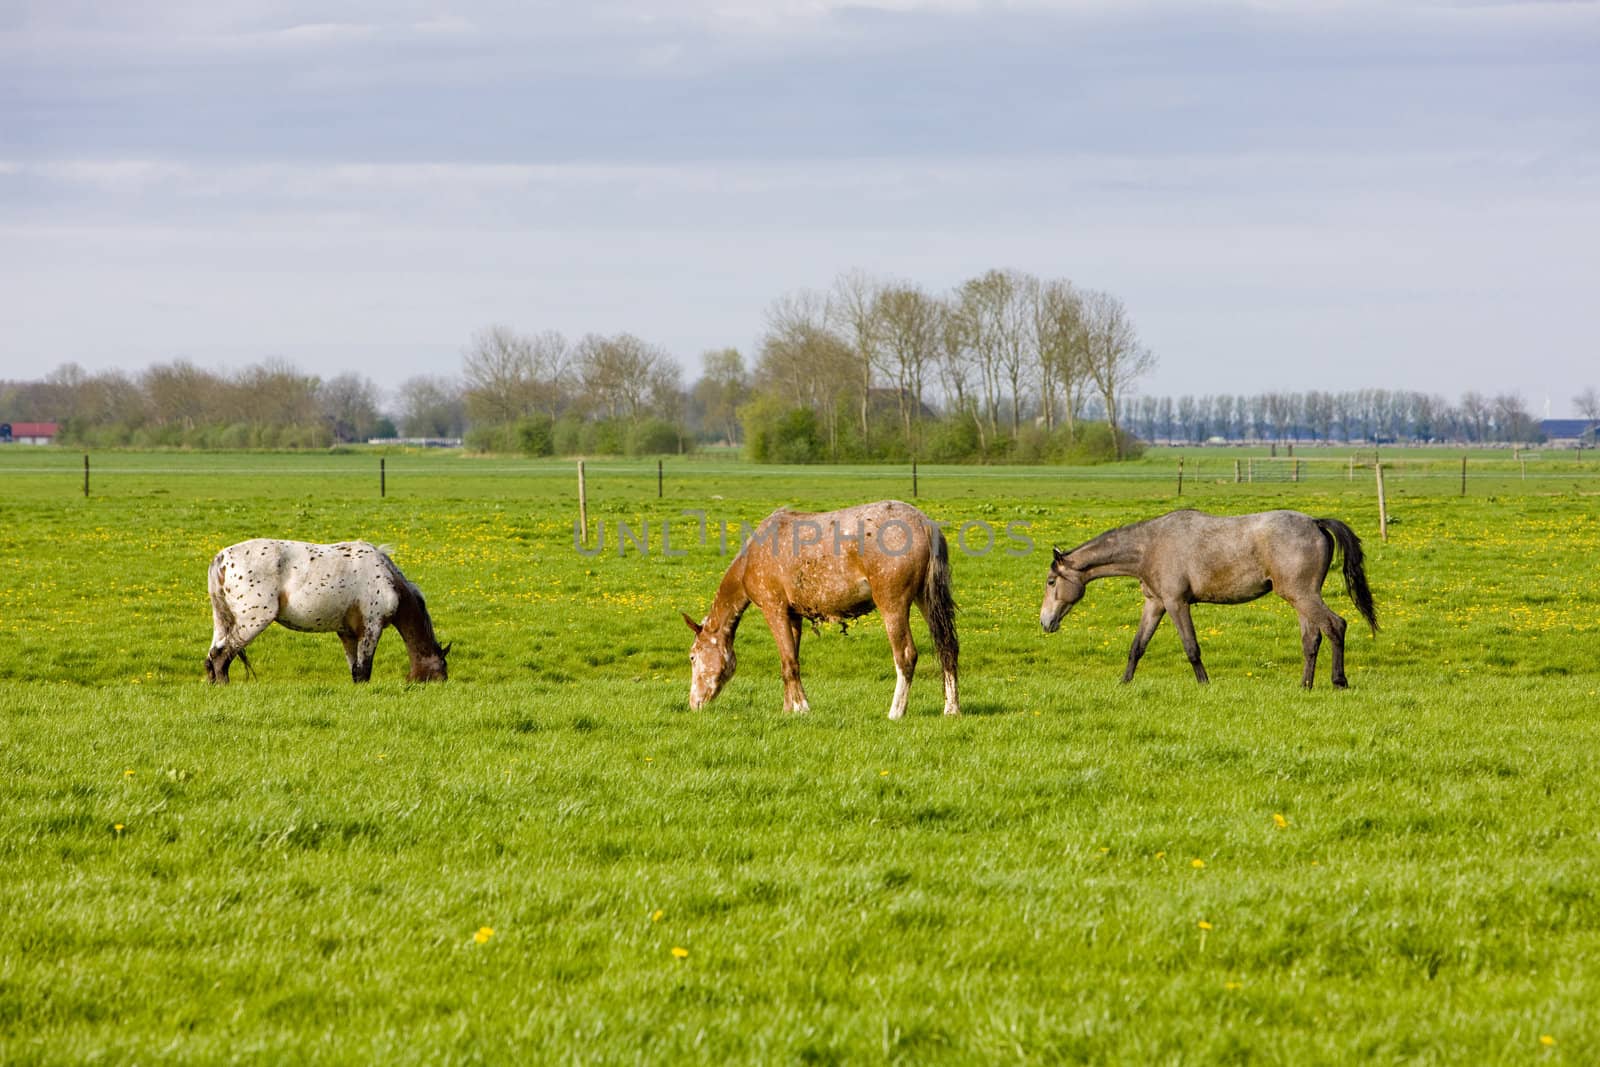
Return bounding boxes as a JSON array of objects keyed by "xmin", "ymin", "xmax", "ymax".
[{"xmin": 1040, "ymin": 509, "xmax": 1377, "ymax": 688}]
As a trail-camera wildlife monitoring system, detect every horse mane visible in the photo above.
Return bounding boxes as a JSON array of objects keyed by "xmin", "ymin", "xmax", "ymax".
[
  {"xmin": 380, "ymin": 553, "xmax": 443, "ymax": 654},
  {"xmin": 1065, "ymin": 519, "xmax": 1145, "ymax": 558},
  {"xmin": 707, "ymin": 550, "xmax": 752, "ymax": 638}
]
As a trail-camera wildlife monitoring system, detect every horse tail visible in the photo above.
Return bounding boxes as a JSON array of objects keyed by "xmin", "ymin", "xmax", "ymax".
[
  {"xmin": 207, "ymin": 552, "xmax": 235, "ymax": 642},
  {"xmin": 1316, "ymin": 517, "xmax": 1379, "ymax": 635},
  {"xmin": 922, "ymin": 519, "xmax": 959, "ymax": 677},
  {"xmin": 206, "ymin": 550, "xmax": 256, "ymax": 680}
]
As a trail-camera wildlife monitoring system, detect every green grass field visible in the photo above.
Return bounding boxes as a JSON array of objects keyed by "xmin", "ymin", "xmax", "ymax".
[{"xmin": 2, "ymin": 448, "xmax": 1598, "ymax": 1063}]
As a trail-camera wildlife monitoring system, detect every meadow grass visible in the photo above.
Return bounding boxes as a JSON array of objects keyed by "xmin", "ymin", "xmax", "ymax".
[{"xmin": 2, "ymin": 449, "xmax": 1598, "ymax": 1063}]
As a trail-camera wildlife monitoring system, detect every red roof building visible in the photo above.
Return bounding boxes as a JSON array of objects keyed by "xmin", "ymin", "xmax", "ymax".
[{"xmin": 1, "ymin": 421, "xmax": 60, "ymax": 444}]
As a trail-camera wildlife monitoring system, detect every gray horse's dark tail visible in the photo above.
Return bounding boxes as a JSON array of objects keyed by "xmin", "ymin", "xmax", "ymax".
[
  {"xmin": 922, "ymin": 520, "xmax": 959, "ymax": 676},
  {"xmin": 1316, "ymin": 517, "xmax": 1379, "ymax": 635}
]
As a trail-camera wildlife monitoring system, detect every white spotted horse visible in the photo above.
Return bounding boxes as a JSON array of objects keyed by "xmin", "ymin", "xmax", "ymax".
[{"xmin": 205, "ymin": 539, "xmax": 449, "ymax": 683}]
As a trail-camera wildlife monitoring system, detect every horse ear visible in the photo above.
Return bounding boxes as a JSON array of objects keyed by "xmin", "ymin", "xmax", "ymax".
[
  {"xmin": 441, "ymin": 642, "xmax": 452, "ymax": 656},
  {"xmin": 681, "ymin": 612, "xmax": 703, "ymax": 635},
  {"xmin": 1053, "ymin": 545, "xmax": 1066, "ymax": 562}
]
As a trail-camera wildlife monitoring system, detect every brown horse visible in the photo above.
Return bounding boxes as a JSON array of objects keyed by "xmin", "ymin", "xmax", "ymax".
[
  {"xmin": 684, "ymin": 501, "xmax": 959, "ymax": 718},
  {"xmin": 206, "ymin": 539, "xmax": 449, "ymax": 684},
  {"xmin": 1040, "ymin": 509, "xmax": 1377, "ymax": 688}
]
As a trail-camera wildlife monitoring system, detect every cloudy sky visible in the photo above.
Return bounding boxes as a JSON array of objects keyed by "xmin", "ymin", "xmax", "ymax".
[{"xmin": 2, "ymin": 0, "xmax": 1596, "ymax": 411}]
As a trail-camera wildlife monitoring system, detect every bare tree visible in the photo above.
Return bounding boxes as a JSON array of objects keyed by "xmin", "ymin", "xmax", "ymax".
[
  {"xmin": 694, "ymin": 348, "xmax": 749, "ymax": 445},
  {"xmin": 756, "ymin": 299, "xmax": 856, "ymax": 457},
  {"xmin": 526, "ymin": 330, "xmax": 573, "ymax": 421},
  {"xmin": 1575, "ymin": 386, "xmax": 1600, "ymax": 445},
  {"xmin": 1492, "ymin": 392, "xmax": 1534, "ymax": 444},
  {"xmin": 235, "ymin": 359, "xmax": 321, "ymax": 427},
  {"xmin": 1033, "ymin": 279, "xmax": 1088, "ymax": 438},
  {"xmin": 874, "ymin": 283, "xmax": 942, "ymax": 448},
  {"xmin": 958, "ymin": 269, "xmax": 1033, "ymax": 438},
  {"xmin": 1080, "ymin": 289, "xmax": 1155, "ymax": 458},
  {"xmin": 1459, "ymin": 391, "xmax": 1490, "ymax": 443},
  {"xmin": 318, "ymin": 374, "xmax": 383, "ymax": 442},
  {"xmin": 462, "ymin": 325, "xmax": 537, "ymax": 426},
  {"xmin": 395, "ymin": 375, "xmax": 465, "ymax": 437},
  {"xmin": 575, "ymin": 333, "xmax": 669, "ymax": 422},
  {"xmin": 143, "ymin": 361, "xmax": 224, "ymax": 430},
  {"xmin": 829, "ymin": 270, "xmax": 884, "ymax": 441}
]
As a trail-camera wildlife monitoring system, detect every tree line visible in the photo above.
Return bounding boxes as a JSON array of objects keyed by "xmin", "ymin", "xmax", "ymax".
[
  {"xmin": 7, "ymin": 267, "xmax": 1595, "ymax": 456},
  {"xmin": 0, "ymin": 361, "xmax": 397, "ymax": 449},
  {"xmin": 1130, "ymin": 387, "xmax": 1600, "ymax": 446},
  {"xmin": 444, "ymin": 269, "xmax": 1156, "ymax": 463}
]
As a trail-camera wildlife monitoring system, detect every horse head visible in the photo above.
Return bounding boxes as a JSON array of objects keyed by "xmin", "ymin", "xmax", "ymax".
[
  {"xmin": 408, "ymin": 640, "xmax": 450, "ymax": 682},
  {"xmin": 1040, "ymin": 547, "xmax": 1088, "ymax": 633},
  {"xmin": 683, "ymin": 611, "xmax": 735, "ymax": 708}
]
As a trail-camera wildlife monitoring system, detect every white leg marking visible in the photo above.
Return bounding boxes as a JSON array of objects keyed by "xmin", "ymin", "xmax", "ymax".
[{"xmin": 889, "ymin": 666, "xmax": 909, "ymax": 720}]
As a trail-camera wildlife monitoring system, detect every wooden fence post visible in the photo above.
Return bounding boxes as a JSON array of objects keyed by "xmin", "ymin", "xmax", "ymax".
[
  {"xmin": 912, "ymin": 458, "xmax": 918, "ymax": 499},
  {"xmin": 380, "ymin": 457, "xmax": 386, "ymax": 498},
  {"xmin": 1375, "ymin": 463, "xmax": 1388, "ymax": 542},
  {"xmin": 578, "ymin": 460, "xmax": 588, "ymax": 544},
  {"xmin": 83, "ymin": 454, "xmax": 89, "ymax": 498},
  {"xmin": 1460, "ymin": 455, "xmax": 1467, "ymax": 497},
  {"xmin": 1233, "ymin": 459, "xmax": 1241, "ymax": 484},
  {"xmin": 657, "ymin": 459, "xmax": 663, "ymax": 499},
  {"xmin": 1177, "ymin": 457, "xmax": 1184, "ymax": 497}
]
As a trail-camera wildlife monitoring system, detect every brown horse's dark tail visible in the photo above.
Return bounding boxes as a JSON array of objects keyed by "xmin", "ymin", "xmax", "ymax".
[
  {"xmin": 1317, "ymin": 517, "xmax": 1379, "ymax": 635},
  {"xmin": 922, "ymin": 520, "xmax": 959, "ymax": 676}
]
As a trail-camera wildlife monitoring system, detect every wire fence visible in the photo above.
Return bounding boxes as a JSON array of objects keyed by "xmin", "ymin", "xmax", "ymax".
[{"xmin": 2, "ymin": 450, "xmax": 1598, "ymax": 496}]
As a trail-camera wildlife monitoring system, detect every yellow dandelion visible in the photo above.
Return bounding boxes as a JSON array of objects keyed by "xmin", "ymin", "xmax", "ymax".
[
  {"xmin": 1224, "ymin": 981, "xmax": 1242, "ymax": 991},
  {"xmin": 474, "ymin": 926, "xmax": 494, "ymax": 944},
  {"xmin": 123, "ymin": 769, "xmax": 134, "ymax": 778},
  {"xmin": 671, "ymin": 946, "xmax": 689, "ymax": 959},
  {"xmin": 645, "ymin": 756, "xmax": 654, "ymax": 762},
  {"xmin": 879, "ymin": 770, "xmax": 890, "ymax": 777},
  {"xmin": 1197, "ymin": 920, "xmax": 1213, "ymax": 930},
  {"xmin": 1540, "ymin": 1035, "xmax": 1555, "ymax": 1047},
  {"xmin": 113, "ymin": 824, "xmax": 125, "ymax": 834},
  {"xmin": 1154, "ymin": 851, "xmax": 1166, "ymax": 860},
  {"xmin": 651, "ymin": 909, "xmax": 664, "ymax": 922},
  {"xmin": 1192, "ymin": 858, "xmax": 1206, "ymax": 869},
  {"xmin": 1273, "ymin": 813, "xmax": 1289, "ymax": 829},
  {"xmin": 1099, "ymin": 847, "xmax": 1110, "ymax": 854}
]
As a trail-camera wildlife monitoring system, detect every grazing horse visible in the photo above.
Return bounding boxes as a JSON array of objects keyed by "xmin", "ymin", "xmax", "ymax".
[
  {"xmin": 1040, "ymin": 509, "xmax": 1377, "ymax": 688},
  {"xmin": 205, "ymin": 539, "xmax": 449, "ymax": 684},
  {"xmin": 683, "ymin": 501, "xmax": 959, "ymax": 718}
]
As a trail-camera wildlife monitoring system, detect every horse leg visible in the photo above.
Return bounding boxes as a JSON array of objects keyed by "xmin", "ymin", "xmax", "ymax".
[
  {"xmin": 207, "ymin": 613, "xmax": 273, "ymax": 685},
  {"xmin": 1168, "ymin": 601, "xmax": 1209, "ymax": 683},
  {"xmin": 338, "ymin": 630, "xmax": 360, "ymax": 680},
  {"xmin": 1325, "ymin": 608, "xmax": 1349, "ymax": 689},
  {"xmin": 351, "ymin": 622, "xmax": 383, "ymax": 683},
  {"xmin": 882, "ymin": 605, "xmax": 918, "ymax": 720},
  {"xmin": 1287, "ymin": 592, "xmax": 1349, "ymax": 689},
  {"xmin": 1297, "ymin": 612, "xmax": 1322, "ymax": 689},
  {"xmin": 762, "ymin": 608, "xmax": 809, "ymax": 712},
  {"xmin": 1123, "ymin": 596, "xmax": 1167, "ymax": 683}
]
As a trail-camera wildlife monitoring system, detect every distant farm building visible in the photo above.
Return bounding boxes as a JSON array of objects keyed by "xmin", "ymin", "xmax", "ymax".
[
  {"xmin": 1539, "ymin": 419, "xmax": 1598, "ymax": 449},
  {"xmin": 366, "ymin": 436, "xmax": 464, "ymax": 448},
  {"xmin": 0, "ymin": 421, "xmax": 60, "ymax": 445}
]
